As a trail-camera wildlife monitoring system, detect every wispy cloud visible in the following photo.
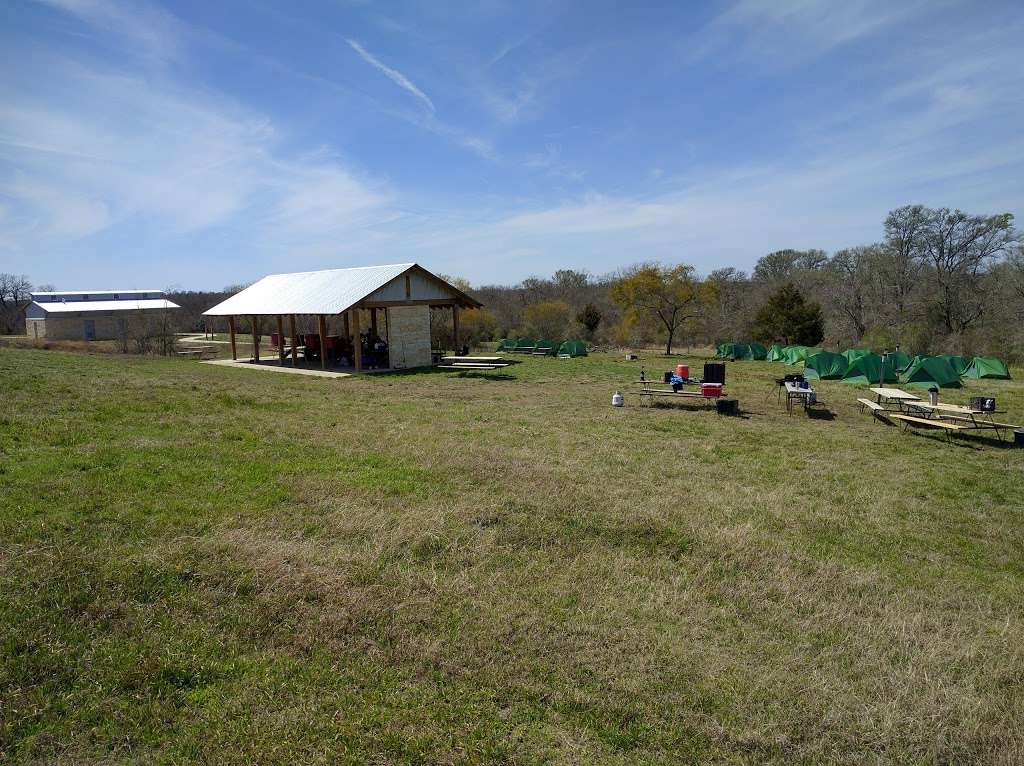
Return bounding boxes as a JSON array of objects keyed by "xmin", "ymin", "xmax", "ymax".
[
  {"xmin": 685, "ymin": 0, "xmax": 932, "ymax": 70},
  {"xmin": 346, "ymin": 38, "xmax": 435, "ymax": 113},
  {"xmin": 33, "ymin": 0, "xmax": 184, "ymax": 61}
]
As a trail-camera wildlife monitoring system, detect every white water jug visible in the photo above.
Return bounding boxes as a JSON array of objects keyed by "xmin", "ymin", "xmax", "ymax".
[{"xmin": 612, "ymin": 391, "xmax": 624, "ymax": 407}]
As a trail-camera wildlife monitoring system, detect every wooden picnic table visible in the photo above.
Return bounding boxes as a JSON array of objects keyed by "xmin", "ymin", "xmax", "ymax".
[
  {"xmin": 904, "ymin": 401, "xmax": 1018, "ymax": 440},
  {"xmin": 870, "ymin": 387, "xmax": 920, "ymax": 403}
]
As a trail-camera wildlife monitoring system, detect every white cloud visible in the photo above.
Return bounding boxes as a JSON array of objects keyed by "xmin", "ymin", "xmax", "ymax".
[
  {"xmin": 33, "ymin": 0, "xmax": 184, "ymax": 61},
  {"xmin": 346, "ymin": 38, "xmax": 435, "ymax": 113}
]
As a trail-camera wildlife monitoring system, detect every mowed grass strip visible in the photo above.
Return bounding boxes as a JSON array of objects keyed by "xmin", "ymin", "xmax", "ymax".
[{"xmin": 1, "ymin": 346, "xmax": 1023, "ymax": 764}]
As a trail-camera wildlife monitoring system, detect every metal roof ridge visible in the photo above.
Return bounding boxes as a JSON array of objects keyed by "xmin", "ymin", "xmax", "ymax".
[{"xmin": 262, "ymin": 262, "xmax": 416, "ymax": 278}]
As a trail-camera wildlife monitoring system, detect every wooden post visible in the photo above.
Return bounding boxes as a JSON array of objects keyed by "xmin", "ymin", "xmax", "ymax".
[
  {"xmin": 343, "ymin": 311, "xmax": 350, "ymax": 340},
  {"xmin": 352, "ymin": 308, "xmax": 362, "ymax": 371},
  {"xmin": 277, "ymin": 315, "xmax": 285, "ymax": 366},
  {"xmin": 289, "ymin": 315, "xmax": 298, "ymax": 366},
  {"xmin": 318, "ymin": 314, "xmax": 327, "ymax": 370},
  {"xmin": 228, "ymin": 316, "xmax": 237, "ymax": 360},
  {"xmin": 251, "ymin": 316, "xmax": 260, "ymax": 362},
  {"xmin": 452, "ymin": 305, "xmax": 460, "ymax": 352},
  {"xmin": 370, "ymin": 308, "xmax": 378, "ymax": 337}
]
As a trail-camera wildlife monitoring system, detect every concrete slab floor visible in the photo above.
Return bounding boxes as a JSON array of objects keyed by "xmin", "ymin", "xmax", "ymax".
[{"xmin": 202, "ymin": 358, "xmax": 352, "ymax": 378}]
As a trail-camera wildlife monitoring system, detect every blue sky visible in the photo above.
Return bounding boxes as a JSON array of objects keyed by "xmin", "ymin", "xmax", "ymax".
[{"xmin": 2, "ymin": 0, "xmax": 1023, "ymax": 290}]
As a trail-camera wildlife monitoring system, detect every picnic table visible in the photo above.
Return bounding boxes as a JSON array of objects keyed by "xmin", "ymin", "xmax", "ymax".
[
  {"xmin": 904, "ymin": 401, "xmax": 1019, "ymax": 440},
  {"xmin": 176, "ymin": 345, "xmax": 216, "ymax": 360},
  {"xmin": 870, "ymin": 387, "xmax": 920, "ymax": 410}
]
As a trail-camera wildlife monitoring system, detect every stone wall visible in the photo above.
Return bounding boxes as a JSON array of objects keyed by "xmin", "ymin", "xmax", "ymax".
[
  {"xmin": 386, "ymin": 305, "xmax": 431, "ymax": 369},
  {"xmin": 25, "ymin": 311, "xmax": 172, "ymax": 341}
]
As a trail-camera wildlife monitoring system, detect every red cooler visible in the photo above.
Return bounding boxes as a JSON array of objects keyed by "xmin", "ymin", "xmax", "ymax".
[
  {"xmin": 701, "ymin": 382, "xmax": 723, "ymax": 397},
  {"xmin": 676, "ymin": 364, "xmax": 689, "ymax": 379}
]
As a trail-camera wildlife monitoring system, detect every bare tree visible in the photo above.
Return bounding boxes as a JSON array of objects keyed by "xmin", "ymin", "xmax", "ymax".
[
  {"xmin": 0, "ymin": 273, "xmax": 33, "ymax": 334},
  {"xmin": 916, "ymin": 208, "xmax": 1017, "ymax": 333}
]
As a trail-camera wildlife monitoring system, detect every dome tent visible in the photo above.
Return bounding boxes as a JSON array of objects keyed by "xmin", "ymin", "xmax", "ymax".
[
  {"xmin": 804, "ymin": 351, "xmax": 848, "ymax": 380},
  {"xmin": 842, "ymin": 348, "xmax": 871, "ymax": 364},
  {"xmin": 887, "ymin": 350, "xmax": 912, "ymax": 372},
  {"xmin": 534, "ymin": 338, "xmax": 559, "ymax": 355},
  {"xmin": 717, "ymin": 343, "xmax": 752, "ymax": 360},
  {"xmin": 938, "ymin": 354, "xmax": 972, "ymax": 377},
  {"xmin": 497, "ymin": 338, "xmax": 518, "ymax": 351},
  {"xmin": 748, "ymin": 342, "xmax": 768, "ymax": 360},
  {"xmin": 780, "ymin": 345, "xmax": 808, "ymax": 365},
  {"xmin": 902, "ymin": 356, "xmax": 962, "ymax": 388},
  {"xmin": 841, "ymin": 352, "xmax": 898, "ymax": 385},
  {"xmin": 767, "ymin": 343, "xmax": 785, "ymax": 361},
  {"xmin": 963, "ymin": 356, "xmax": 1010, "ymax": 380},
  {"xmin": 557, "ymin": 340, "xmax": 587, "ymax": 358}
]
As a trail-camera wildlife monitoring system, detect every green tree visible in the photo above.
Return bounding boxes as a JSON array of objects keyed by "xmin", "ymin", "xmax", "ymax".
[
  {"xmin": 522, "ymin": 300, "xmax": 572, "ymax": 339},
  {"xmin": 576, "ymin": 303, "xmax": 602, "ymax": 337},
  {"xmin": 609, "ymin": 263, "xmax": 700, "ymax": 354},
  {"xmin": 752, "ymin": 283, "xmax": 824, "ymax": 345}
]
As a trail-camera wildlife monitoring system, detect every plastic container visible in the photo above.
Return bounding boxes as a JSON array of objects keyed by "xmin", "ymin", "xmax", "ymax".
[
  {"xmin": 701, "ymin": 382, "xmax": 723, "ymax": 397},
  {"xmin": 676, "ymin": 364, "xmax": 689, "ymax": 379},
  {"xmin": 612, "ymin": 392, "xmax": 624, "ymax": 407}
]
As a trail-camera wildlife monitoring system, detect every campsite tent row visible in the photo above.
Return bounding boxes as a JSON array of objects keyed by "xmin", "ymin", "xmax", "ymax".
[
  {"xmin": 496, "ymin": 338, "xmax": 587, "ymax": 357},
  {"xmin": 719, "ymin": 339, "xmax": 1012, "ymax": 387}
]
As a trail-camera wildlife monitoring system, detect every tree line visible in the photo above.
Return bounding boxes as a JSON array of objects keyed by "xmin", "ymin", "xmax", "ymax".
[{"xmin": 4, "ymin": 204, "xmax": 1021, "ymax": 358}]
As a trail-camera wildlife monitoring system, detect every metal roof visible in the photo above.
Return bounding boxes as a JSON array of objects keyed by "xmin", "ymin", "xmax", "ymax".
[
  {"xmin": 31, "ymin": 290, "xmax": 165, "ymax": 297},
  {"xmin": 203, "ymin": 263, "xmax": 475, "ymax": 316},
  {"xmin": 32, "ymin": 299, "xmax": 180, "ymax": 314}
]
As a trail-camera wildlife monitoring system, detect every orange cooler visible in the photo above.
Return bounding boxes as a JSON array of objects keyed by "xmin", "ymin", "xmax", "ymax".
[{"xmin": 676, "ymin": 364, "xmax": 689, "ymax": 379}]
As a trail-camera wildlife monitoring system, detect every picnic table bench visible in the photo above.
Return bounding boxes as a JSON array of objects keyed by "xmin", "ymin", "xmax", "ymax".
[
  {"xmin": 889, "ymin": 413, "xmax": 968, "ymax": 442},
  {"xmin": 176, "ymin": 346, "xmax": 216, "ymax": 359}
]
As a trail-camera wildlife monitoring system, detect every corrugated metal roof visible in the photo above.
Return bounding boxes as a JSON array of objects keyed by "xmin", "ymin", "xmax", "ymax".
[
  {"xmin": 203, "ymin": 263, "xmax": 418, "ymax": 316},
  {"xmin": 31, "ymin": 290, "xmax": 165, "ymax": 297},
  {"xmin": 33, "ymin": 299, "xmax": 181, "ymax": 314}
]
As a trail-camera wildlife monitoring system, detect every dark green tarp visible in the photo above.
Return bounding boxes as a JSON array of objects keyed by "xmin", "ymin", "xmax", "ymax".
[
  {"xmin": 748, "ymin": 342, "xmax": 768, "ymax": 360},
  {"xmin": 841, "ymin": 352, "xmax": 898, "ymax": 384},
  {"xmin": 902, "ymin": 356, "xmax": 962, "ymax": 388},
  {"xmin": 557, "ymin": 340, "xmax": 587, "ymax": 357},
  {"xmin": 767, "ymin": 343, "xmax": 785, "ymax": 362},
  {"xmin": 888, "ymin": 350, "xmax": 912, "ymax": 372},
  {"xmin": 497, "ymin": 338, "xmax": 518, "ymax": 351},
  {"xmin": 938, "ymin": 354, "xmax": 971, "ymax": 376},
  {"xmin": 963, "ymin": 356, "xmax": 1010, "ymax": 379},
  {"xmin": 842, "ymin": 348, "xmax": 871, "ymax": 364},
  {"xmin": 804, "ymin": 351, "xmax": 848, "ymax": 380}
]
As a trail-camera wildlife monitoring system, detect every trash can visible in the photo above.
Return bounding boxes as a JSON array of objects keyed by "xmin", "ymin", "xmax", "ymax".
[
  {"xmin": 1015, "ymin": 429, "xmax": 1024, "ymax": 448},
  {"xmin": 928, "ymin": 386, "xmax": 939, "ymax": 406}
]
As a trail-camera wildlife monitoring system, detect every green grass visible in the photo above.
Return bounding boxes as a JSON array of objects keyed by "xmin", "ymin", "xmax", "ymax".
[{"xmin": 2, "ymin": 346, "xmax": 1023, "ymax": 764}]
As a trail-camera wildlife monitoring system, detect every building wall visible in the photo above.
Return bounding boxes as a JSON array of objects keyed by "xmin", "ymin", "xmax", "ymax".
[
  {"xmin": 25, "ymin": 311, "xmax": 170, "ymax": 341},
  {"xmin": 386, "ymin": 305, "xmax": 431, "ymax": 368},
  {"xmin": 368, "ymin": 270, "xmax": 454, "ymax": 303}
]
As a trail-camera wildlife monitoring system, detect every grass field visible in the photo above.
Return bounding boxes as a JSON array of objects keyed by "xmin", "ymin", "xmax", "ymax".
[{"xmin": 2, "ymin": 346, "xmax": 1023, "ymax": 764}]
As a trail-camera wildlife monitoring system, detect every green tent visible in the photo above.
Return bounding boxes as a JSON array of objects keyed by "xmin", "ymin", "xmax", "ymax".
[
  {"xmin": 513, "ymin": 337, "xmax": 537, "ymax": 352},
  {"xmin": 804, "ymin": 351, "xmax": 848, "ymax": 380},
  {"xmin": 557, "ymin": 340, "xmax": 587, "ymax": 358},
  {"xmin": 767, "ymin": 343, "xmax": 785, "ymax": 361},
  {"xmin": 534, "ymin": 338, "xmax": 559, "ymax": 355},
  {"xmin": 841, "ymin": 352, "xmax": 898, "ymax": 384},
  {"xmin": 842, "ymin": 348, "xmax": 871, "ymax": 364},
  {"xmin": 781, "ymin": 345, "xmax": 808, "ymax": 365},
  {"xmin": 888, "ymin": 350, "xmax": 912, "ymax": 372},
  {"xmin": 938, "ymin": 354, "xmax": 971, "ymax": 376},
  {"xmin": 718, "ymin": 342, "xmax": 753, "ymax": 360},
  {"xmin": 748, "ymin": 342, "xmax": 768, "ymax": 360},
  {"xmin": 496, "ymin": 338, "xmax": 518, "ymax": 351},
  {"xmin": 902, "ymin": 356, "xmax": 962, "ymax": 388},
  {"xmin": 963, "ymin": 356, "xmax": 1010, "ymax": 380}
]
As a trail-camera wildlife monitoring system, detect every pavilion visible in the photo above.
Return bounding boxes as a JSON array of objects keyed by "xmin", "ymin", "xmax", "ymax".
[{"xmin": 203, "ymin": 263, "xmax": 481, "ymax": 372}]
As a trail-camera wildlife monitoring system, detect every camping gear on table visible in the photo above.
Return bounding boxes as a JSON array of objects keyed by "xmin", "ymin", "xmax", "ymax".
[
  {"xmin": 716, "ymin": 398, "xmax": 739, "ymax": 415},
  {"xmin": 671, "ymin": 373, "xmax": 684, "ymax": 392},
  {"xmin": 612, "ymin": 392, "xmax": 624, "ymax": 407},
  {"xmin": 704, "ymin": 362, "xmax": 726, "ymax": 385},
  {"xmin": 663, "ymin": 371, "xmax": 673, "ymax": 384},
  {"xmin": 928, "ymin": 386, "xmax": 939, "ymax": 406},
  {"xmin": 970, "ymin": 396, "xmax": 996, "ymax": 412},
  {"xmin": 701, "ymin": 382, "xmax": 723, "ymax": 397},
  {"xmin": 676, "ymin": 364, "xmax": 689, "ymax": 379}
]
